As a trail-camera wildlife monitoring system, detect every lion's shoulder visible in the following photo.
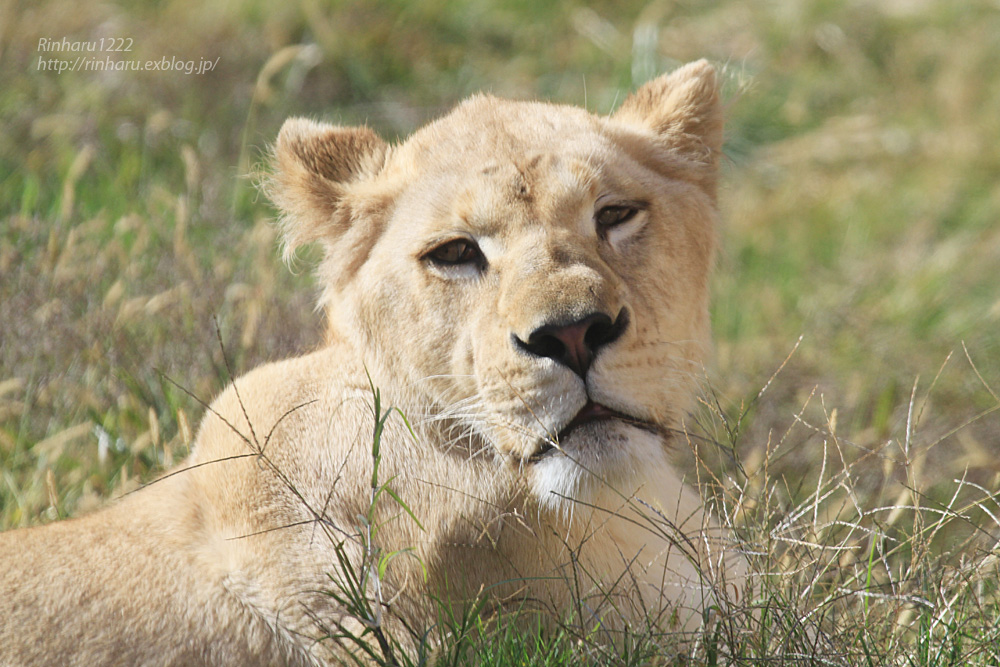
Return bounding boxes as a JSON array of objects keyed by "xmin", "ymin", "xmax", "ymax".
[{"xmin": 191, "ymin": 346, "xmax": 365, "ymax": 460}]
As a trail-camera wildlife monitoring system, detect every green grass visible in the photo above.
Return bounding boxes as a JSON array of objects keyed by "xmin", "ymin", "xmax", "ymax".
[{"xmin": 2, "ymin": 0, "xmax": 1000, "ymax": 663}]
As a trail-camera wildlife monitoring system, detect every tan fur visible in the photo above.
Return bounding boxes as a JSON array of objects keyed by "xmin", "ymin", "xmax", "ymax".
[{"xmin": 0, "ymin": 61, "xmax": 742, "ymax": 665}]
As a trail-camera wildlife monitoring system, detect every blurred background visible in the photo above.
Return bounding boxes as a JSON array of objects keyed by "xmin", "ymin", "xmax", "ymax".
[{"xmin": 1, "ymin": 0, "xmax": 998, "ymax": 529}]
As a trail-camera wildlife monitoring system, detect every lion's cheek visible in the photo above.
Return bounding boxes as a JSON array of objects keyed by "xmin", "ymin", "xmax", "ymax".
[{"xmin": 346, "ymin": 267, "xmax": 458, "ymax": 375}]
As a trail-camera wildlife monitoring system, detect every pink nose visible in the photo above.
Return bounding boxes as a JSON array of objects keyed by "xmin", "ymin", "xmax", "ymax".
[{"xmin": 514, "ymin": 309, "xmax": 629, "ymax": 377}]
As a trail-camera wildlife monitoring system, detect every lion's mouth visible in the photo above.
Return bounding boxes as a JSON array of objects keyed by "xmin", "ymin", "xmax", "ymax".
[{"xmin": 527, "ymin": 400, "xmax": 658, "ymax": 462}]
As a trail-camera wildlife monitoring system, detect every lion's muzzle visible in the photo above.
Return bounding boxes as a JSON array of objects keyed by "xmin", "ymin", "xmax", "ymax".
[{"xmin": 512, "ymin": 308, "xmax": 629, "ymax": 378}]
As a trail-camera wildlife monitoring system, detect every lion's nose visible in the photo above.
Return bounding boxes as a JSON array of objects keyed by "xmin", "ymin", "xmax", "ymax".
[{"xmin": 514, "ymin": 309, "xmax": 629, "ymax": 377}]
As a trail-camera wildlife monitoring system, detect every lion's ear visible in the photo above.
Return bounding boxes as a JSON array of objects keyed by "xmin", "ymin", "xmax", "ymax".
[
  {"xmin": 612, "ymin": 60, "xmax": 722, "ymax": 168},
  {"xmin": 268, "ymin": 118, "xmax": 387, "ymax": 255}
]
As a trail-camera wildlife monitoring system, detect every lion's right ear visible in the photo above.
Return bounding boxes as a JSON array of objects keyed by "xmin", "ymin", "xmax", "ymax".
[{"xmin": 268, "ymin": 118, "xmax": 387, "ymax": 255}]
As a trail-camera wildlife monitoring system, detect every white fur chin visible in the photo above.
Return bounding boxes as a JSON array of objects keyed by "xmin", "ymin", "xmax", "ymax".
[{"xmin": 529, "ymin": 426, "xmax": 670, "ymax": 513}]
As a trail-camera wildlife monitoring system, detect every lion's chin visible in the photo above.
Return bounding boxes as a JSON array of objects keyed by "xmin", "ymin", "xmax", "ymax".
[
  {"xmin": 527, "ymin": 401, "xmax": 659, "ymax": 461},
  {"xmin": 528, "ymin": 424, "xmax": 670, "ymax": 513}
]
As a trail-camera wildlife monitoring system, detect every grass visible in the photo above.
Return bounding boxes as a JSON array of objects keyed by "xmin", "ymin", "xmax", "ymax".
[{"xmin": 2, "ymin": 0, "xmax": 1000, "ymax": 663}]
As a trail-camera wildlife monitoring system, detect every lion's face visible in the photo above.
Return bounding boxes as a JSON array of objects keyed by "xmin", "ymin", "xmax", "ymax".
[{"xmin": 270, "ymin": 62, "xmax": 721, "ymax": 508}]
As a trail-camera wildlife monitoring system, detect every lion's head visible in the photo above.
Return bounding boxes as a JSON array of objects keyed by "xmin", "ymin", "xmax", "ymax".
[{"xmin": 268, "ymin": 61, "xmax": 721, "ymax": 511}]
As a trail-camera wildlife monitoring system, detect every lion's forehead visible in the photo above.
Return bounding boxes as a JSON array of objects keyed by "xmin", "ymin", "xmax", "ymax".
[
  {"xmin": 388, "ymin": 160, "xmax": 619, "ymax": 267},
  {"xmin": 412, "ymin": 95, "xmax": 602, "ymax": 154},
  {"xmin": 390, "ymin": 144, "xmax": 633, "ymax": 247},
  {"xmin": 461, "ymin": 157, "xmax": 603, "ymax": 229},
  {"xmin": 378, "ymin": 97, "xmax": 677, "ymax": 247},
  {"xmin": 392, "ymin": 98, "xmax": 612, "ymax": 181}
]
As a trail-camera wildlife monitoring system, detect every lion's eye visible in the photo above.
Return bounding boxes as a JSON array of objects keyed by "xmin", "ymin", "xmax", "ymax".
[
  {"xmin": 425, "ymin": 239, "xmax": 483, "ymax": 267},
  {"xmin": 596, "ymin": 205, "xmax": 640, "ymax": 229}
]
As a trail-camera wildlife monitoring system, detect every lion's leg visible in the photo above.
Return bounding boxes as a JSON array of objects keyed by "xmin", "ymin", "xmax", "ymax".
[{"xmin": 0, "ymin": 483, "xmax": 312, "ymax": 666}]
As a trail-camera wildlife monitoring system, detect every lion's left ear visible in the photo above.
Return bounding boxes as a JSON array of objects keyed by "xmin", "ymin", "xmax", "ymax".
[
  {"xmin": 611, "ymin": 60, "xmax": 723, "ymax": 170},
  {"xmin": 268, "ymin": 118, "xmax": 387, "ymax": 256}
]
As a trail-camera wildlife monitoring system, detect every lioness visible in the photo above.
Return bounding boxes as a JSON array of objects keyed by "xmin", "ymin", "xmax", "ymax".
[{"xmin": 0, "ymin": 60, "xmax": 740, "ymax": 665}]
